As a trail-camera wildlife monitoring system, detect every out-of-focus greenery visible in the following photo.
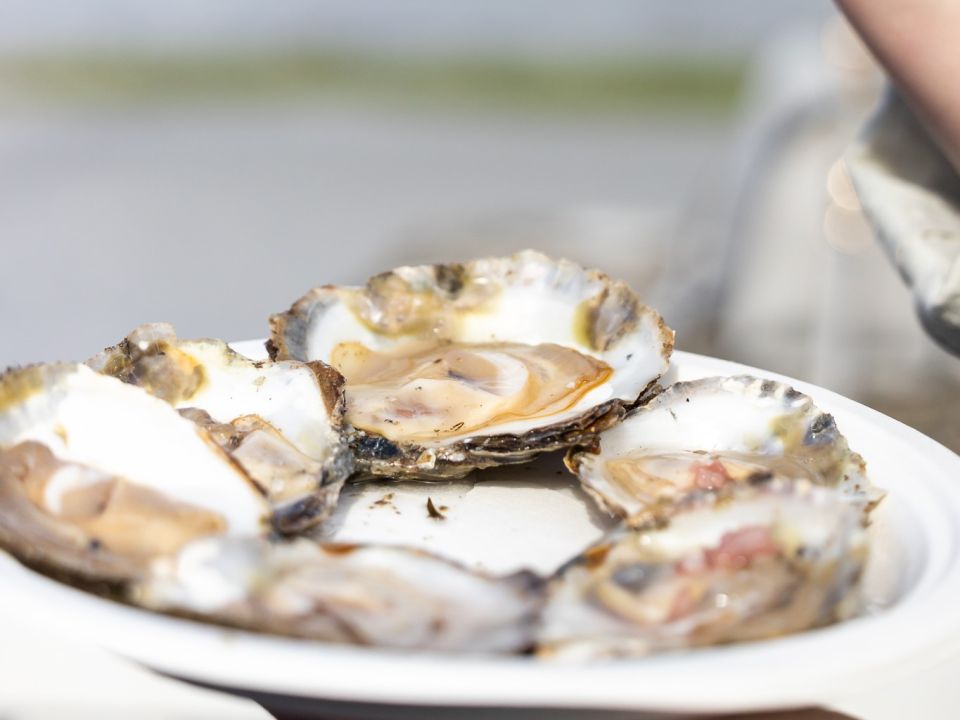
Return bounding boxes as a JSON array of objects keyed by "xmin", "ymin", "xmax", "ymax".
[{"xmin": 0, "ymin": 52, "xmax": 746, "ymax": 115}]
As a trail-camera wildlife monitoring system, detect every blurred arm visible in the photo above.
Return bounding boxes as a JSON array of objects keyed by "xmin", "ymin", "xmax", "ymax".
[{"xmin": 837, "ymin": 0, "xmax": 960, "ymax": 169}]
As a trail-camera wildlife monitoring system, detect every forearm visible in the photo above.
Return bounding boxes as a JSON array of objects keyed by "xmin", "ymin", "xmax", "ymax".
[{"xmin": 837, "ymin": 0, "xmax": 960, "ymax": 169}]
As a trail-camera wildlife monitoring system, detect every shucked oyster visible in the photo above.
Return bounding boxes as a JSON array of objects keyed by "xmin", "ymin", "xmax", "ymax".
[
  {"xmin": 89, "ymin": 324, "xmax": 353, "ymax": 533},
  {"xmin": 269, "ymin": 251, "xmax": 674, "ymax": 479},
  {"xmin": 567, "ymin": 375, "xmax": 880, "ymax": 526},
  {"xmin": 537, "ymin": 478, "xmax": 867, "ymax": 659},
  {"xmin": 137, "ymin": 536, "xmax": 543, "ymax": 654},
  {"xmin": 0, "ymin": 364, "xmax": 269, "ymax": 585}
]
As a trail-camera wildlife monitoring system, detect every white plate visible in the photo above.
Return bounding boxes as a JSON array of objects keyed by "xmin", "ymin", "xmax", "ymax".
[{"xmin": 3, "ymin": 345, "xmax": 960, "ymax": 716}]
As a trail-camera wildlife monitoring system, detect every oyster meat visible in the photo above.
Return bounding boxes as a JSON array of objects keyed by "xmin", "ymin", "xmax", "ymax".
[
  {"xmin": 567, "ymin": 375, "xmax": 879, "ymax": 525},
  {"xmin": 537, "ymin": 478, "xmax": 867, "ymax": 659},
  {"xmin": 269, "ymin": 251, "xmax": 674, "ymax": 479},
  {"xmin": 0, "ymin": 364, "xmax": 269, "ymax": 585},
  {"xmin": 138, "ymin": 536, "xmax": 543, "ymax": 653},
  {"xmin": 89, "ymin": 324, "xmax": 353, "ymax": 533}
]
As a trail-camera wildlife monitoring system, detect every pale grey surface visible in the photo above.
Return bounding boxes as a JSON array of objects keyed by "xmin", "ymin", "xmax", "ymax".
[
  {"xmin": 0, "ymin": 0, "xmax": 832, "ymax": 56},
  {"xmin": 0, "ymin": 103, "xmax": 723, "ymax": 369}
]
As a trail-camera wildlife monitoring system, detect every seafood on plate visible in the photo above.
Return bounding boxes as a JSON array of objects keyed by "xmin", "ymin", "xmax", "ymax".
[
  {"xmin": 137, "ymin": 536, "xmax": 543, "ymax": 653},
  {"xmin": 567, "ymin": 375, "xmax": 881, "ymax": 526},
  {"xmin": 0, "ymin": 363, "xmax": 270, "ymax": 586},
  {"xmin": 0, "ymin": 251, "xmax": 882, "ymax": 659},
  {"xmin": 268, "ymin": 250, "xmax": 674, "ymax": 480},
  {"xmin": 537, "ymin": 477, "xmax": 868, "ymax": 659},
  {"xmin": 89, "ymin": 323, "xmax": 353, "ymax": 533}
]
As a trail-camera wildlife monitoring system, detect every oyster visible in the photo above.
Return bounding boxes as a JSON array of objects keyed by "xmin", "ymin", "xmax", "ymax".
[
  {"xmin": 0, "ymin": 364, "xmax": 269, "ymax": 585},
  {"xmin": 137, "ymin": 536, "xmax": 543, "ymax": 653},
  {"xmin": 269, "ymin": 251, "xmax": 674, "ymax": 479},
  {"xmin": 89, "ymin": 324, "xmax": 353, "ymax": 533},
  {"xmin": 567, "ymin": 375, "xmax": 879, "ymax": 525},
  {"xmin": 537, "ymin": 478, "xmax": 867, "ymax": 659}
]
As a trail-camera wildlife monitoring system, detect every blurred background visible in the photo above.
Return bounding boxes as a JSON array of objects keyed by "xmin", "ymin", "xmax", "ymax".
[{"xmin": 1, "ymin": 0, "xmax": 959, "ymax": 458}]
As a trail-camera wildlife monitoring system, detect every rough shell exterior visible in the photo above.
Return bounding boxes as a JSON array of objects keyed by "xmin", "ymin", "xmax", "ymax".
[{"xmin": 269, "ymin": 251, "xmax": 674, "ymax": 480}]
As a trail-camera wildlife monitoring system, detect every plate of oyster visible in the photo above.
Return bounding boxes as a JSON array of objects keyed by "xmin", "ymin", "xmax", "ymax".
[{"xmin": 2, "ymin": 250, "xmax": 960, "ymax": 717}]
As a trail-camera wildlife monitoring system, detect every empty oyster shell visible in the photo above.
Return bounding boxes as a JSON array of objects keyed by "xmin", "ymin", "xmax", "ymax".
[
  {"xmin": 0, "ymin": 364, "xmax": 269, "ymax": 586},
  {"xmin": 137, "ymin": 536, "xmax": 543, "ymax": 654},
  {"xmin": 269, "ymin": 251, "xmax": 673, "ymax": 479},
  {"xmin": 567, "ymin": 375, "xmax": 879, "ymax": 525},
  {"xmin": 89, "ymin": 324, "xmax": 353, "ymax": 533},
  {"xmin": 537, "ymin": 478, "xmax": 867, "ymax": 659}
]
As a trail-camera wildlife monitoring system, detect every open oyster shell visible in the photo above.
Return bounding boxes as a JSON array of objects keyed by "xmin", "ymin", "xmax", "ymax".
[
  {"xmin": 537, "ymin": 478, "xmax": 867, "ymax": 659},
  {"xmin": 567, "ymin": 375, "xmax": 880, "ymax": 526},
  {"xmin": 89, "ymin": 324, "xmax": 353, "ymax": 533},
  {"xmin": 136, "ymin": 536, "xmax": 543, "ymax": 654},
  {"xmin": 0, "ymin": 363, "xmax": 270, "ymax": 586},
  {"xmin": 269, "ymin": 250, "xmax": 674, "ymax": 479}
]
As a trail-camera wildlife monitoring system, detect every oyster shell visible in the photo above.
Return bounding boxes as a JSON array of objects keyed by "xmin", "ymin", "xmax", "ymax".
[
  {"xmin": 137, "ymin": 536, "xmax": 543, "ymax": 654},
  {"xmin": 567, "ymin": 375, "xmax": 879, "ymax": 525},
  {"xmin": 845, "ymin": 90, "xmax": 960, "ymax": 355},
  {"xmin": 537, "ymin": 478, "xmax": 867, "ymax": 659},
  {"xmin": 0, "ymin": 364, "xmax": 269, "ymax": 585},
  {"xmin": 269, "ymin": 251, "xmax": 674, "ymax": 479},
  {"xmin": 89, "ymin": 324, "xmax": 353, "ymax": 533}
]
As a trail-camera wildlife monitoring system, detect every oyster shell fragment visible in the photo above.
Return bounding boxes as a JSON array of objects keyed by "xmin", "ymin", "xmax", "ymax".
[
  {"xmin": 137, "ymin": 536, "xmax": 543, "ymax": 654},
  {"xmin": 89, "ymin": 324, "xmax": 353, "ymax": 533},
  {"xmin": 0, "ymin": 364, "xmax": 269, "ymax": 585},
  {"xmin": 269, "ymin": 251, "xmax": 673, "ymax": 479},
  {"xmin": 568, "ymin": 375, "xmax": 879, "ymax": 525},
  {"xmin": 537, "ymin": 478, "xmax": 867, "ymax": 659}
]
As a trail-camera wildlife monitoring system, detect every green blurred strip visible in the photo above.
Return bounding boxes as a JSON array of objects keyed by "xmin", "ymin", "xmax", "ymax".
[{"xmin": 0, "ymin": 52, "xmax": 746, "ymax": 115}]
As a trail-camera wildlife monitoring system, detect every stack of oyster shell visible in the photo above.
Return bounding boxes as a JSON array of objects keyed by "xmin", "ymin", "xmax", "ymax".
[{"xmin": 0, "ymin": 251, "xmax": 881, "ymax": 658}]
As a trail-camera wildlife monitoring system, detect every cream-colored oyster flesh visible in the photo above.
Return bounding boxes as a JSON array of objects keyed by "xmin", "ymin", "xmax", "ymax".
[
  {"xmin": 0, "ymin": 364, "xmax": 269, "ymax": 584},
  {"xmin": 567, "ymin": 375, "xmax": 879, "ymax": 525},
  {"xmin": 270, "ymin": 250, "xmax": 674, "ymax": 479},
  {"xmin": 89, "ymin": 324, "xmax": 353, "ymax": 533},
  {"xmin": 137, "ymin": 536, "xmax": 543, "ymax": 653},
  {"xmin": 537, "ymin": 478, "xmax": 867, "ymax": 659},
  {"xmin": 333, "ymin": 340, "xmax": 612, "ymax": 444}
]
